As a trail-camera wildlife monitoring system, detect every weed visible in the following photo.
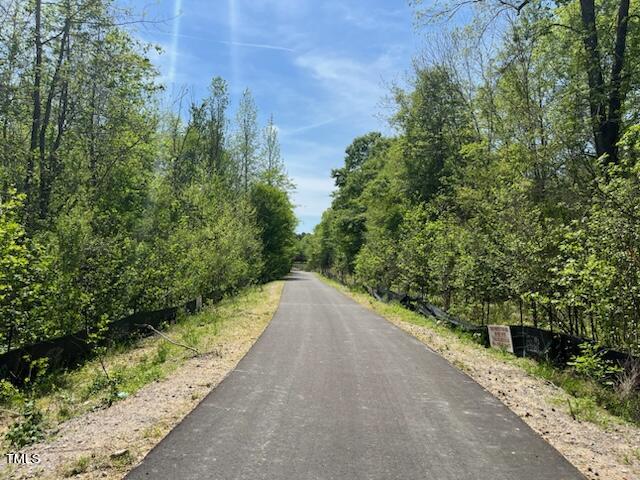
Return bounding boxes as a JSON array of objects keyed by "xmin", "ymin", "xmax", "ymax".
[
  {"xmin": 4, "ymin": 401, "xmax": 45, "ymax": 448},
  {"xmin": 568, "ymin": 343, "xmax": 623, "ymax": 384},
  {"xmin": 57, "ymin": 404, "xmax": 71, "ymax": 421},
  {"xmin": 452, "ymin": 359, "xmax": 467, "ymax": 371},
  {"xmin": 154, "ymin": 343, "xmax": 169, "ymax": 364},
  {"xmin": 64, "ymin": 455, "xmax": 92, "ymax": 477},
  {"xmin": 616, "ymin": 360, "xmax": 640, "ymax": 400},
  {"xmin": 109, "ymin": 449, "xmax": 134, "ymax": 468},
  {"xmin": 180, "ymin": 327, "xmax": 200, "ymax": 351},
  {"xmin": 142, "ymin": 424, "xmax": 165, "ymax": 440},
  {"xmin": 0, "ymin": 380, "xmax": 23, "ymax": 406}
]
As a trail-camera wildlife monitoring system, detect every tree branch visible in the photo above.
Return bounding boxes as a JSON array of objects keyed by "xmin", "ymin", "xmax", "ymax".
[{"xmin": 136, "ymin": 324, "xmax": 200, "ymax": 355}]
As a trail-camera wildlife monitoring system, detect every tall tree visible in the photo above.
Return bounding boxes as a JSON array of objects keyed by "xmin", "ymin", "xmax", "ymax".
[
  {"xmin": 260, "ymin": 114, "xmax": 291, "ymax": 189},
  {"xmin": 250, "ymin": 183, "xmax": 297, "ymax": 281},
  {"xmin": 205, "ymin": 76, "xmax": 229, "ymax": 177},
  {"xmin": 411, "ymin": 0, "xmax": 637, "ymax": 164},
  {"xmin": 233, "ymin": 88, "xmax": 260, "ymax": 193}
]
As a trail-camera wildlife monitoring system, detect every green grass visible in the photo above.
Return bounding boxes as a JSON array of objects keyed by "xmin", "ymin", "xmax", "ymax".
[
  {"xmin": 318, "ymin": 273, "xmax": 640, "ymax": 429},
  {"xmin": 0, "ymin": 282, "xmax": 283, "ymax": 447},
  {"xmin": 61, "ymin": 450, "xmax": 135, "ymax": 478},
  {"xmin": 520, "ymin": 359, "xmax": 640, "ymax": 427},
  {"xmin": 63, "ymin": 455, "xmax": 91, "ymax": 477}
]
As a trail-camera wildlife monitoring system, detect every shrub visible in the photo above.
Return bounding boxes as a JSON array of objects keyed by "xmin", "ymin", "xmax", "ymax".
[
  {"xmin": 567, "ymin": 342, "xmax": 623, "ymax": 385},
  {"xmin": 4, "ymin": 401, "xmax": 45, "ymax": 448}
]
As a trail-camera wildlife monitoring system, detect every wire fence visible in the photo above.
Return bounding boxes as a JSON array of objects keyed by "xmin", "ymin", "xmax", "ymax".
[{"xmin": 365, "ymin": 284, "xmax": 637, "ymax": 368}]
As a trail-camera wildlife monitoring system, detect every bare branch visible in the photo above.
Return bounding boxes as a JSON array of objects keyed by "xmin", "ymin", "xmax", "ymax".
[{"xmin": 136, "ymin": 324, "xmax": 201, "ymax": 356}]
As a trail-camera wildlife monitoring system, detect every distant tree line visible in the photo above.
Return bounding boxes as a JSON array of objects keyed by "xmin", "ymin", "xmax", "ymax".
[
  {"xmin": 304, "ymin": 0, "xmax": 640, "ymax": 354},
  {"xmin": 0, "ymin": 0, "xmax": 296, "ymax": 353}
]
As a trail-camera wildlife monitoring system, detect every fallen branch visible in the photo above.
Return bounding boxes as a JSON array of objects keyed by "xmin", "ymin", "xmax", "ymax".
[{"xmin": 136, "ymin": 324, "xmax": 200, "ymax": 356}]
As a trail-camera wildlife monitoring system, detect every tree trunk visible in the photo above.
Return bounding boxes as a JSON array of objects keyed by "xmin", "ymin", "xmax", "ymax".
[
  {"xmin": 603, "ymin": 0, "xmax": 630, "ymax": 164},
  {"xmin": 578, "ymin": 0, "xmax": 630, "ymax": 164},
  {"xmin": 26, "ymin": 0, "xmax": 43, "ymax": 217},
  {"xmin": 39, "ymin": 18, "xmax": 70, "ymax": 220}
]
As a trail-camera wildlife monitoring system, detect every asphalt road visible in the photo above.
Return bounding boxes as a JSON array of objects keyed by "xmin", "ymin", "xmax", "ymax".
[{"xmin": 126, "ymin": 271, "xmax": 584, "ymax": 480}]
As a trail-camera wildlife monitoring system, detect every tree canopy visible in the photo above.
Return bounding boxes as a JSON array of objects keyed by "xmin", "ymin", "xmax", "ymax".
[
  {"xmin": 306, "ymin": 0, "xmax": 640, "ymax": 354},
  {"xmin": 0, "ymin": 0, "xmax": 296, "ymax": 354}
]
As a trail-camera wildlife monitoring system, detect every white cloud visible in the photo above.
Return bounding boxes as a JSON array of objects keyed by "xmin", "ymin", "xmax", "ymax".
[
  {"xmin": 169, "ymin": 0, "xmax": 184, "ymax": 84},
  {"xmin": 324, "ymin": 3, "xmax": 408, "ymax": 31},
  {"xmin": 291, "ymin": 175, "xmax": 335, "ymax": 218},
  {"xmin": 279, "ymin": 117, "xmax": 342, "ymax": 137},
  {"xmin": 219, "ymin": 40, "xmax": 294, "ymax": 52},
  {"xmin": 293, "ymin": 50, "xmax": 401, "ymax": 119}
]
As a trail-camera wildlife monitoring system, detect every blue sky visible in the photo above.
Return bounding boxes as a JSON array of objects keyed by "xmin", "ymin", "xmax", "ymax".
[{"xmin": 135, "ymin": 0, "xmax": 419, "ymax": 232}]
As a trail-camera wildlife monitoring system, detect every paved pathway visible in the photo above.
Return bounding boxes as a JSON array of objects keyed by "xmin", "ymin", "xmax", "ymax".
[{"xmin": 126, "ymin": 271, "xmax": 584, "ymax": 479}]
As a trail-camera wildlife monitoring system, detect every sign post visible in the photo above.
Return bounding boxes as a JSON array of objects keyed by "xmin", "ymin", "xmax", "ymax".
[{"xmin": 487, "ymin": 325, "xmax": 514, "ymax": 353}]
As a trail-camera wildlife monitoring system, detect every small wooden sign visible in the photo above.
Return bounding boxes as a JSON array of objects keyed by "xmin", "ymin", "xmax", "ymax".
[{"xmin": 488, "ymin": 325, "xmax": 514, "ymax": 353}]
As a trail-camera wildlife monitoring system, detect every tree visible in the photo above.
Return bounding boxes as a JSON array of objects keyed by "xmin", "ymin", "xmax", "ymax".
[
  {"xmin": 0, "ymin": 190, "xmax": 48, "ymax": 351},
  {"xmin": 205, "ymin": 77, "xmax": 230, "ymax": 177},
  {"xmin": 329, "ymin": 133, "xmax": 387, "ymax": 277},
  {"xmin": 0, "ymin": 0, "xmax": 288, "ymax": 358},
  {"xmin": 260, "ymin": 114, "xmax": 291, "ymax": 190},
  {"xmin": 233, "ymin": 89, "xmax": 260, "ymax": 193},
  {"xmin": 393, "ymin": 65, "xmax": 475, "ymax": 203},
  {"xmin": 250, "ymin": 183, "xmax": 297, "ymax": 281},
  {"xmin": 411, "ymin": 0, "xmax": 638, "ymax": 164},
  {"xmin": 305, "ymin": 1, "xmax": 640, "ymax": 353}
]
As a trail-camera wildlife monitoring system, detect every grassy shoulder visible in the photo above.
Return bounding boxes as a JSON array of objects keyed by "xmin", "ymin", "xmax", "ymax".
[
  {"xmin": 317, "ymin": 274, "xmax": 640, "ymax": 480},
  {"xmin": 0, "ymin": 280, "xmax": 284, "ymax": 480}
]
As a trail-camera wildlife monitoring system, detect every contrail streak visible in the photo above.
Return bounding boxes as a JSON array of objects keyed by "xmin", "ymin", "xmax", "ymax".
[
  {"xmin": 229, "ymin": 0, "xmax": 240, "ymax": 87},
  {"xmin": 169, "ymin": 0, "xmax": 183, "ymax": 83}
]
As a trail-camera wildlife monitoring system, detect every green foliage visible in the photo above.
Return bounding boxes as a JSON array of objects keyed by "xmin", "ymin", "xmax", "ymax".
[
  {"xmin": 0, "ymin": 0, "xmax": 296, "ymax": 371},
  {"xmin": 154, "ymin": 343, "xmax": 169, "ymax": 365},
  {"xmin": 4, "ymin": 401, "xmax": 45, "ymax": 448},
  {"xmin": 250, "ymin": 183, "xmax": 297, "ymax": 281},
  {"xmin": 0, "ymin": 379, "xmax": 23, "ymax": 405},
  {"xmin": 306, "ymin": 3, "xmax": 640, "ymax": 354},
  {"xmin": 0, "ymin": 190, "xmax": 51, "ymax": 350},
  {"xmin": 568, "ymin": 343, "xmax": 623, "ymax": 384},
  {"xmin": 64, "ymin": 455, "xmax": 92, "ymax": 477},
  {"xmin": 393, "ymin": 66, "xmax": 476, "ymax": 204}
]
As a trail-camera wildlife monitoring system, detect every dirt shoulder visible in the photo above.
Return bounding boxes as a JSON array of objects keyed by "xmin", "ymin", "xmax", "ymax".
[
  {"xmin": 319, "ymin": 275, "xmax": 640, "ymax": 480},
  {"xmin": 0, "ymin": 281, "xmax": 284, "ymax": 480}
]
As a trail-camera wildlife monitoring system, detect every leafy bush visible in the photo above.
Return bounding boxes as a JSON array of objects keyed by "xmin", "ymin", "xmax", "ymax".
[
  {"xmin": 154, "ymin": 344, "xmax": 169, "ymax": 364},
  {"xmin": 0, "ymin": 379, "xmax": 23, "ymax": 406},
  {"xmin": 4, "ymin": 401, "xmax": 45, "ymax": 448},
  {"xmin": 567, "ymin": 343, "xmax": 623, "ymax": 385}
]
